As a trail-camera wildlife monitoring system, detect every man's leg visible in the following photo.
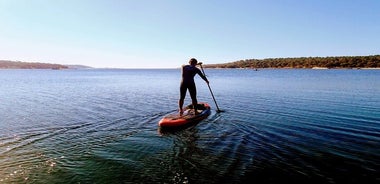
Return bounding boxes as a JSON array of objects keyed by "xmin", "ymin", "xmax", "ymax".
[
  {"xmin": 188, "ymin": 84, "xmax": 198, "ymax": 114},
  {"xmin": 179, "ymin": 84, "xmax": 187, "ymax": 114}
]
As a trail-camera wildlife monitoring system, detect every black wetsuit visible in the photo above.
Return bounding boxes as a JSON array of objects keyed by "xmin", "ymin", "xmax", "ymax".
[{"xmin": 180, "ymin": 65, "xmax": 208, "ymax": 104}]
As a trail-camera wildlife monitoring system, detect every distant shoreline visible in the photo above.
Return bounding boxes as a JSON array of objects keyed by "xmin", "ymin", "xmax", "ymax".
[
  {"xmin": 1, "ymin": 55, "xmax": 379, "ymax": 70},
  {"xmin": 0, "ymin": 60, "xmax": 92, "ymax": 70},
  {"xmin": 204, "ymin": 55, "xmax": 380, "ymax": 69}
]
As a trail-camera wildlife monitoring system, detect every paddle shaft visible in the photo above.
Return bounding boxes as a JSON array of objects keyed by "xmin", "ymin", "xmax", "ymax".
[{"xmin": 199, "ymin": 64, "xmax": 222, "ymax": 112}]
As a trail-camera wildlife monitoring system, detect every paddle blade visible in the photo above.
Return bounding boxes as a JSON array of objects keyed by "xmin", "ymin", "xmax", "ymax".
[{"xmin": 216, "ymin": 109, "xmax": 225, "ymax": 113}]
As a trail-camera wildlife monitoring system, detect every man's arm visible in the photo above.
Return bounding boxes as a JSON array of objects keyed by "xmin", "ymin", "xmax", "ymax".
[{"xmin": 197, "ymin": 68, "xmax": 209, "ymax": 84}]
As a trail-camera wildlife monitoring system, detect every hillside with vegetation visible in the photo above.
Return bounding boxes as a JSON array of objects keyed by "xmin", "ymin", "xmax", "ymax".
[
  {"xmin": 205, "ymin": 55, "xmax": 380, "ymax": 69},
  {"xmin": 0, "ymin": 60, "xmax": 69, "ymax": 69}
]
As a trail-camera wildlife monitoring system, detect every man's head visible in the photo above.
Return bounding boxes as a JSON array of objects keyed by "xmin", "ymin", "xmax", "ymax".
[{"xmin": 189, "ymin": 58, "xmax": 198, "ymax": 66}]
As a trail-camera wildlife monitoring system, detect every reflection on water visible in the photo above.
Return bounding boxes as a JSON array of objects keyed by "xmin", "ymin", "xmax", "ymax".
[{"xmin": 0, "ymin": 69, "xmax": 379, "ymax": 183}]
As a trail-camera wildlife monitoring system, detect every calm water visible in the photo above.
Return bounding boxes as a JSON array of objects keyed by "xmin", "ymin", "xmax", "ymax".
[{"xmin": 0, "ymin": 69, "xmax": 379, "ymax": 183}]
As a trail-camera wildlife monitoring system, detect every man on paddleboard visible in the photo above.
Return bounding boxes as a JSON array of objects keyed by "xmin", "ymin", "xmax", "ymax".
[{"xmin": 179, "ymin": 58, "xmax": 209, "ymax": 115}]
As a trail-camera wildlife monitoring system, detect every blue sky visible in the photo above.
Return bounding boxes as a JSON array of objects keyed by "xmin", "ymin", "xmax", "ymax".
[{"xmin": 0, "ymin": 0, "xmax": 379, "ymax": 68}]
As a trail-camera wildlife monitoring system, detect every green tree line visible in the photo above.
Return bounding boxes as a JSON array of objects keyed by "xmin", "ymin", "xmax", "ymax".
[{"xmin": 205, "ymin": 55, "xmax": 380, "ymax": 69}]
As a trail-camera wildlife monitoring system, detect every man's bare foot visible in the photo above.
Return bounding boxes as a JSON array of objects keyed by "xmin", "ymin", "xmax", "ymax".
[{"xmin": 179, "ymin": 109, "xmax": 183, "ymax": 115}]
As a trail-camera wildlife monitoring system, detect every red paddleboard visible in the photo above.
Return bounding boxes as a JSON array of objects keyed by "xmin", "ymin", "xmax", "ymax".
[{"xmin": 159, "ymin": 103, "xmax": 211, "ymax": 127}]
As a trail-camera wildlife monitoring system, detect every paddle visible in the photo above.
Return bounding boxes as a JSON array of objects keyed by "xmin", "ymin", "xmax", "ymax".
[{"xmin": 198, "ymin": 62, "xmax": 224, "ymax": 113}]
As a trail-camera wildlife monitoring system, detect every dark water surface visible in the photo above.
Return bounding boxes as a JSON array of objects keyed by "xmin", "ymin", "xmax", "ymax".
[{"xmin": 0, "ymin": 69, "xmax": 379, "ymax": 183}]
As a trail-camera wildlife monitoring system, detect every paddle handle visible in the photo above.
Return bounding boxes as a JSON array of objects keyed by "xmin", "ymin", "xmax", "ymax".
[{"xmin": 199, "ymin": 63, "xmax": 222, "ymax": 112}]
